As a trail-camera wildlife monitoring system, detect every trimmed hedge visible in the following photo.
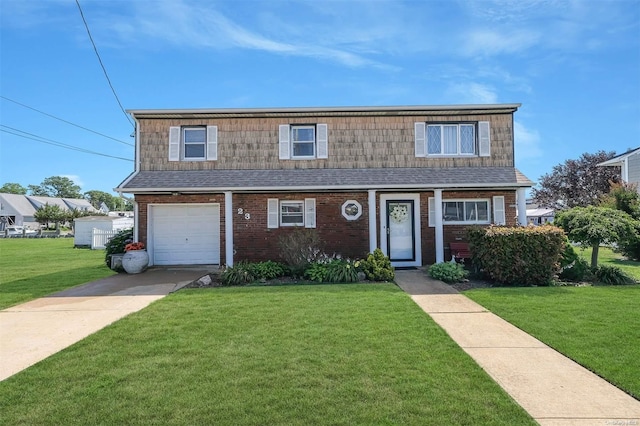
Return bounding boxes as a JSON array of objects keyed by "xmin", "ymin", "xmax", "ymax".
[{"xmin": 467, "ymin": 225, "xmax": 566, "ymax": 286}]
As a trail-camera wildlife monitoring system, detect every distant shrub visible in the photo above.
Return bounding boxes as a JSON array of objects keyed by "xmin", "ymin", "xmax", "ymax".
[
  {"xmin": 304, "ymin": 262, "xmax": 328, "ymax": 282},
  {"xmin": 428, "ymin": 262, "xmax": 469, "ymax": 283},
  {"xmin": 324, "ymin": 259, "xmax": 360, "ymax": 283},
  {"xmin": 592, "ymin": 265, "xmax": 636, "ymax": 285},
  {"xmin": 360, "ymin": 248, "xmax": 395, "ymax": 281},
  {"xmin": 278, "ymin": 228, "xmax": 324, "ymax": 277},
  {"xmin": 246, "ymin": 261, "xmax": 286, "ymax": 280},
  {"xmin": 559, "ymin": 242, "xmax": 593, "ymax": 282}
]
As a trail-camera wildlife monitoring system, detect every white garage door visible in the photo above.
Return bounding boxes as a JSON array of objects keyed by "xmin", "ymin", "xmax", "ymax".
[{"xmin": 151, "ymin": 204, "xmax": 220, "ymax": 265}]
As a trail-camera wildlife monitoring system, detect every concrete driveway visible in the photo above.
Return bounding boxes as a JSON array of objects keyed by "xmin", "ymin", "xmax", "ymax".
[{"xmin": 0, "ymin": 267, "xmax": 210, "ymax": 381}]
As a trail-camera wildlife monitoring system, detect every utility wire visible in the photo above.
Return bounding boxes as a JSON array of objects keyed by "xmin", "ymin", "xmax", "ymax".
[
  {"xmin": 0, "ymin": 125, "xmax": 134, "ymax": 162},
  {"xmin": 75, "ymin": 0, "xmax": 134, "ymax": 128},
  {"xmin": 0, "ymin": 96, "xmax": 133, "ymax": 147}
]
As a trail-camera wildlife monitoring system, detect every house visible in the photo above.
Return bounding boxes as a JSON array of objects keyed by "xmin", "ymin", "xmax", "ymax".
[
  {"xmin": 73, "ymin": 215, "xmax": 134, "ymax": 247},
  {"xmin": 526, "ymin": 208, "xmax": 555, "ymax": 225},
  {"xmin": 598, "ymin": 147, "xmax": 640, "ymax": 190},
  {"xmin": 115, "ymin": 104, "xmax": 533, "ymax": 268},
  {"xmin": 0, "ymin": 193, "xmax": 97, "ymax": 231}
]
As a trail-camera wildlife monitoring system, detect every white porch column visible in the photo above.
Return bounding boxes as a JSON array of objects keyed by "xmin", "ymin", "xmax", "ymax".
[
  {"xmin": 434, "ymin": 189, "xmax": 444, "ymax": 263},
  {"xmin": 368, "ymin": 190, "xmax": 377, "ymax": 253},
  {"xmin": 517, "ymin": 188, "xmax": 527, "ymax": 226},
  {"xmin": 224, "ymin": 191, "xmax": 233, "ymax": 267}
]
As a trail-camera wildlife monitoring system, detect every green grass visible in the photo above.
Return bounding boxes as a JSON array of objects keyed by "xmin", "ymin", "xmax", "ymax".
[
  {"xmin": 0, "ymin": 239, "xmax": 115, "ymax": 309},
  {"xmin": 575, "ymin": 245, "xmax": 640, "ymax": 280},
  {"xmin": 464, "ymin": 285, "xmax": 640, "ymax": 399},
  {"xmin": 0, "ymin": 285, "xmax": 535, "ymax": 425}
]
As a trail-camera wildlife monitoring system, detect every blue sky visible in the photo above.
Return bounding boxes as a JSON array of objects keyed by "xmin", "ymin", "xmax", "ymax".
[{"xmin": 1, "ymin": 0, "xmax": 639, "ymax": 196}]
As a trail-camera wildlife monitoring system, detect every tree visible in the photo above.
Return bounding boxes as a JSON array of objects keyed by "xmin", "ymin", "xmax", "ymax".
[
  {"xmin": 555, "ymin": 206, "xmax": 636, "ymax": 268},
  {"xmin": 28, "ymin": 176, "xmax": 83, "ymax": 198},
  {"xmin": 0, "ymin": 183, "xmax": 27, "ymax": 194},
  {"xmin": 85, "ymin": 190, "xmax": 116, "ymax": 210},
  {"xmin": 599, "ymin": 182, "xmax": 640, "ymax": 260},
  {"xmin": 34, "ymin": 204, "xmax": 66, "ymax": 229},
  {"xmin": 531, "ymin": 151, "xmax": 620, "ymax": 209}
]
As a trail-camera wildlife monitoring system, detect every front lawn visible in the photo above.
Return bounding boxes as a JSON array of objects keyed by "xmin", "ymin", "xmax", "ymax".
[
  {"xmin": 575, "ymin": 245, "xmax": 640, "ymax": 280},
  {"xmin": 464, "ymin": 285, "xmax": 640, "ymax": 399},
  {"xmin": 0, "ymin": 239, "xmax": 115, "ymax": 309},
  {"xmin": 0, "ymin": 284, "xmax": 534, "ymax": 425}
]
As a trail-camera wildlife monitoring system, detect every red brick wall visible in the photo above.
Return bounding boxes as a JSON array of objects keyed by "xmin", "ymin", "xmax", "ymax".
[{"xmin": 135, "ymin": 189, "xmax": 517, "ymax": 265}]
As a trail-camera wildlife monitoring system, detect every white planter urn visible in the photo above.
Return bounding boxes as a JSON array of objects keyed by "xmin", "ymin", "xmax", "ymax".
[{"xmin": 122, "ymin": 250, "xmax": 149, "ymax": 274}]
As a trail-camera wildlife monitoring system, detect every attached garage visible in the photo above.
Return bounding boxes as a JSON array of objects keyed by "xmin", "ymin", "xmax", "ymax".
[{"xmin": 149, "ymin": 204, "xmax": 220, "ymax": 265}]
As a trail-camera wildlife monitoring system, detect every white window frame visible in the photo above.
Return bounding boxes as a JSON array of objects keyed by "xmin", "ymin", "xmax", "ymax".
[
  {"xmin": 280, "ymin": 200, "xmax": 305, "ymax": 227},
  {"xmin": 169, "ymin": 125, "xmax": 217, "ymax": 162},
  {"xmin": 429, "ymin": 198, "xmax": 491, "ymax": 226},
  {"xmin": 426, "ymin": 123, "xmax": 476, "ymax": 156},
  {"xmin": 183, "ymin": 127, "xmax": 206, "ymax": 160},
  {"xmin": 291, "ymin": 125, "xmax": 316, "ymax": 159}
]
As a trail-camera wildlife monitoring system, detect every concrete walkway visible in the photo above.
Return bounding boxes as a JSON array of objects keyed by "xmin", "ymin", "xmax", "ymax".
[
  {"xmin": 395, "ymin": 269, "xmax": 640, "ymax": 426},
  {"xmin": 0, "ymin": 267, "xmax": 210, "ymax": 382}
]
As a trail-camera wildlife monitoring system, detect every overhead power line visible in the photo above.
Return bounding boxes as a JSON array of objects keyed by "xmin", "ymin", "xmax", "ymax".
[
  {"xmin": 0, "ymin": 125, "xmax": 134, "ymax": 162},
  {"xmin": 0, "ymin": 96, "xmax": 133, "ymax": 147},
  {"xmin": 75, "ymin": 0, "xmax": 134, "ymax": 128}
]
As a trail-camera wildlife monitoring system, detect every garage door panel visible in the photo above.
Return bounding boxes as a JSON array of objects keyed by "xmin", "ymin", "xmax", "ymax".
[{"xmin": 151, "ymin": 205, "xmax": 220, "ymax": 265}]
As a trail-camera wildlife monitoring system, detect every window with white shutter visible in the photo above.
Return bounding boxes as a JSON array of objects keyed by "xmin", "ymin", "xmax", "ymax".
[
  {"xmin": 266, "ymin": 198, "xmax": 317, "ymax": 228},
  {"xmin": 279, "ymin": 124, "xmax": 327, "ymax": 160},
  {"xmin": 493, "ymin": 196, "xmax": 506, "ymax": 225},
  {"xmin": 168, "ymin": 126, "xmax": 218, "ymax": 161},
  {"xmin": 415, "ymin": 122, "xmax": 490, "ymax": 157},
  {"xmin": 267, "ymin": 199, "xmax": 279, "ymax": 229},
  {"xmin": 429, "ymin": 197, "xmax": 491, "ymax": 225}
]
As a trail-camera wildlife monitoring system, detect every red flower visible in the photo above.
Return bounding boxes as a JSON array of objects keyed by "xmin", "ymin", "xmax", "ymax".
[{"xmin": 124, "ymin": 242, "xmax": 145, "ymax": 251}]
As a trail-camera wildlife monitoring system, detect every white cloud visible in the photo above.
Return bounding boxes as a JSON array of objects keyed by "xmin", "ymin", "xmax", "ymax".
[
  {"xmin": 460, "ymin": 29, "xmax": 540, "ymax": 57},
  {"xmin": 514, "ymin": 121, "xmax": 542, "ymax": 161},
  {"xmin": 446, "ymin": 82, "xmax": 499, "ymax": 104}
]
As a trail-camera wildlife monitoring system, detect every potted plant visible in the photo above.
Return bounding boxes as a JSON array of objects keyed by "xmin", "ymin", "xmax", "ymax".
[{"xmin": 122, "ymin": 241, "xmax": 149, "ymax": 274}]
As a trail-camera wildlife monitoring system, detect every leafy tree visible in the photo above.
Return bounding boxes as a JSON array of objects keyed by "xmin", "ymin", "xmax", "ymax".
[
  {"xmin": 0, "ymin": 182, "xmax": 27, "ymax": 194},
  {"xmin": 531, "ymin": 151, "xmax": 620, "ymax": 209},
  {"xmin": 28, "ymin": 176, "xmax": 83, "ymax": 198},
  {"xmin": 85, "ymin": 190, "xmax": 117, "ymax": 210},
  {"xmin": 34, "ymin": 204, "xmax": 66, "ymax": 229},
  {"xmin": 555, "ymin": 206, "xmax": 636, "ymax": 268},
  {"xmin": 599, "ymin": 182, "xmax": 640, "ymax": 260}
]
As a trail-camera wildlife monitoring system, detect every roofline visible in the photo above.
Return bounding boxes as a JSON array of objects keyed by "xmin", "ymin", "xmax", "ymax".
[
  {"xmin": 127, "ymin": 103, "xmax": 521, "ymax": 116},
  {"xmin": 598, "ymin": 147, "xmax": 640, "ymax": 166},
  {"xmin": 116, "ymin": 181, "xmax": 533, "ymax": 194}
]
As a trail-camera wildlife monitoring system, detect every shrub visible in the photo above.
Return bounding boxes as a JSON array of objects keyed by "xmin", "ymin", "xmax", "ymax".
[
  {"xmin": 220, "ymin": 262, "xmax": 255, "ymax": 286},
  {"xmin": 559, "ymin": 242, "xmax": 593, "ymax": 282},
  {"xmin": 467, "ymin": 225, "xmax": 565, "ymax": 286},
  {"xmin": 592, "ymin": 265, "xmax": 636, "ymax": 285},
  {"xmin": 428, "ymin": 262, "xmax": 469, "ymax": 283},
  {"xmin": 247, "ymin": 261, "xmax": 286, "ymax": 280},
  {"xmin": 324, "ymin": 259, "xmax": 360, "ymax": 283},
  {"xmin": 104, "ymin": 228, "xmax": 133, "ymax": 268},
  {"xmin": 304, "ymin": 262, "xmax": 328, "ymax": 282},
  {"xmin": 360, "ymin": 248, "xmax": 395, "ymax": 281},
  {"xmin": 278, "ymin": 228, "xmax": 324, "ymax": 276}
]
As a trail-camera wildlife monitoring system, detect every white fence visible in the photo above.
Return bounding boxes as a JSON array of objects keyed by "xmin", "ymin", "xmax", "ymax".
[{"xmin": 91, "ymin": 228, "xmax": 119, "ymax": 249}]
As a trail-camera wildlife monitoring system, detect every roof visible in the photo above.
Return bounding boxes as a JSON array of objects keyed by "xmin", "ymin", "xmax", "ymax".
[
  {"xmin": 0, "ymin": 194, "xmax": 97, "ymax": 216},
  {"xmin": 127, "ymin": 103, "xmax": 521, "ymax": 119},
  {"xmin": 117, "ymin": 167, "xmax": 534, "ymax": 193},
  {"xmin": 0, "ymin": 193, "xmax": 38, "ymax": 216},
  {"xmin": 598, "ymin": 147, "xmax": 640, "ymax": 167},
  {"xmin": 526, "ymin": 208, "xmax": 555, "ymax": 217}
]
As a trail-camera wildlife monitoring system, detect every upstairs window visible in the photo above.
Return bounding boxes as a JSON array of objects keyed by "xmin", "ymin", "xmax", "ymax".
[
  {"xmin": 279, "ymin": 124, "xmax": 328, "ymax": 160},
  {"xmin": 427, "ymin": 124, "xmax": 476, "ymax": 155},
  {"xmin": 168, "ymin": 125, "xmax": 217, "ymax": 161},
  {"xmin": 415, "ymin": 121, "xmax": 490, "ymax": 157}
]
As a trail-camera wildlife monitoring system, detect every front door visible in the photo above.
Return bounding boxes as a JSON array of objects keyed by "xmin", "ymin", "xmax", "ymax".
[{"xmin": 386, "ymin": 200, "xmax": 415, "ymax": 262}]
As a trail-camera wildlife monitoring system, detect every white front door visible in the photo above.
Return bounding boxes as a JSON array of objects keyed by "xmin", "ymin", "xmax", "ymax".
[
  {"xmin": 380, "ymin": 194, "xmax": 421, "ymax": 267},
  {"xmin": 387, "ymin": 200, "xmax": 415, "ymax": 261}
]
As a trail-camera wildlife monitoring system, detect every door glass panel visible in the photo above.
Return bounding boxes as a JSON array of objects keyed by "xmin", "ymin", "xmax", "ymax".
[{"xmin": 388, "ymin": 201, "xmax": 414, "ymax": 261}]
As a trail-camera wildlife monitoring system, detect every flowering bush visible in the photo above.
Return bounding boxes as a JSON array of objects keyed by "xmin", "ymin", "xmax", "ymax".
[{"xmin": 124, "ymin": 242, "xmax": 145, "ymax": 251}]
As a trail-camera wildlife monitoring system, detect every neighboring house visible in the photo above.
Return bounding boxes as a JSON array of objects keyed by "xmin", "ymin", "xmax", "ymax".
[
  {"xmin": 598, "ymin": 147, "xmax": 640, "ymax": 190},
  {"xmin": 116, "ymin": 104, "xmax": 533, "ymax": 267},
  {"xmin": 73, "ymin": 216, "xmax": 134, "ymax": 247},
  {"xmin": 526, "ymin": 208, "xmax": 555, "ymax": 225},
  {"xmin": 0, "ymin": 193, "xmax": 97, "ymax": 231}
]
